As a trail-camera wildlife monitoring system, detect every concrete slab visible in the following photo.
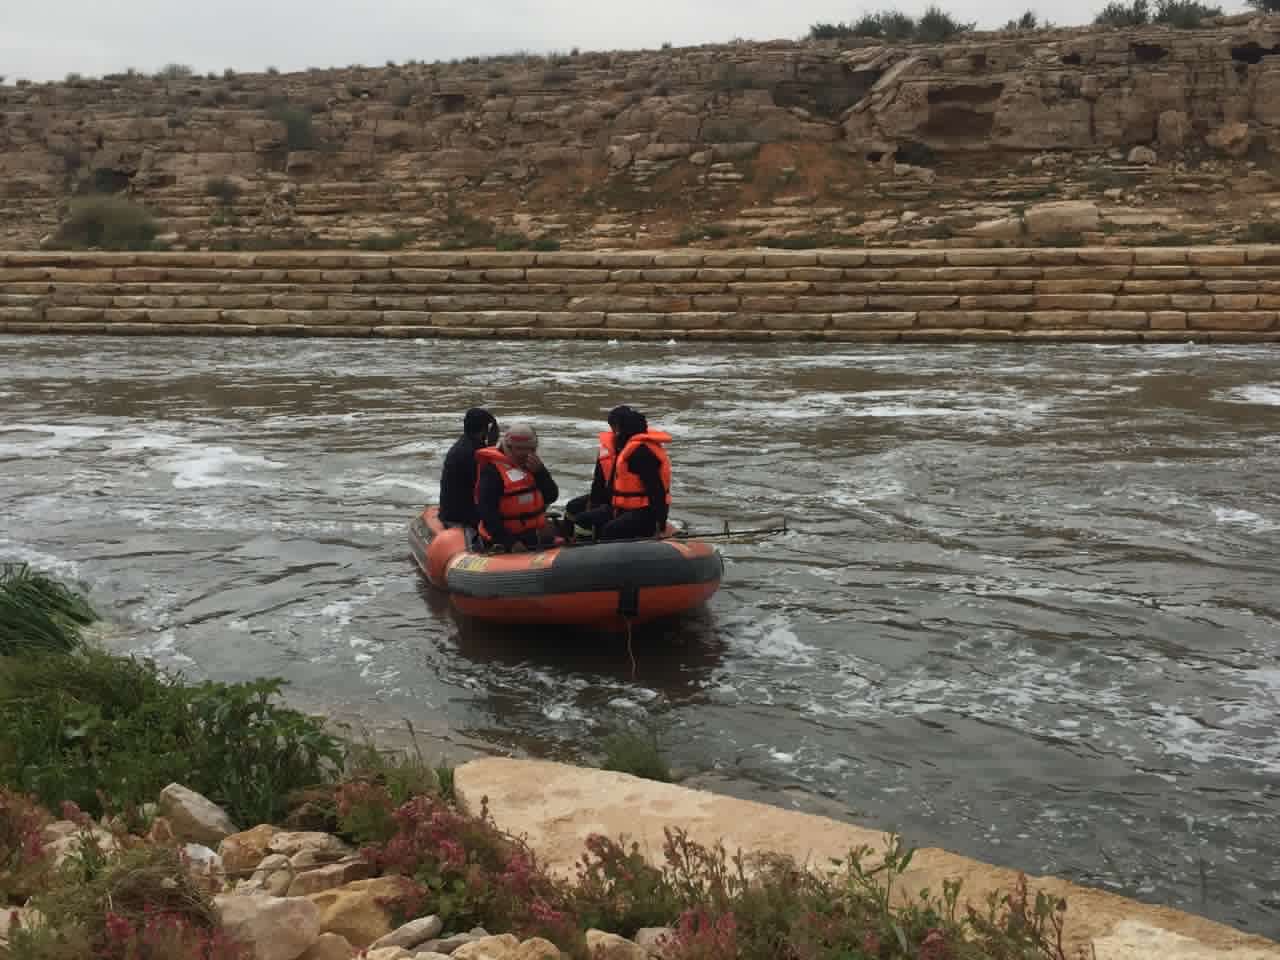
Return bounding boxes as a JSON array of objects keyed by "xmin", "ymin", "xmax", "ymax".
[{"xmin": 454, "ymin": 758, "xmax": 1278, "ymax": 960}]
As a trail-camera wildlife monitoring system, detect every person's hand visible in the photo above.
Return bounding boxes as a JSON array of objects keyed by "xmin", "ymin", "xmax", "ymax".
[{"xmin": 524, "ymin": 452, "xmax": 544, "ymax": 473}]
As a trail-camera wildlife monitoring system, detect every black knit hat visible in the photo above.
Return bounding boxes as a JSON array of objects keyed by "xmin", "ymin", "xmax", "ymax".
[
  {"xmin": 612, "ymin": 406, "xmax": 647, "ymax": 441},
  {"xmin": 463, "ymin": 407, "xmax": 496, "ymax": 435}
]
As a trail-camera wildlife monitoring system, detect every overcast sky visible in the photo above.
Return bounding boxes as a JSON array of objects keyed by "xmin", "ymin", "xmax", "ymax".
[{"xmin": 2, "ymin": 0, "xmax": 1252, "ymax": 83}]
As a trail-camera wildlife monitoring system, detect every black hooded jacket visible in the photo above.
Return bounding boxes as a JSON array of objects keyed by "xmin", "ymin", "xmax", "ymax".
[{"xmin": 437, "ymin": 409, "xmax": 497, "ymax": 526}]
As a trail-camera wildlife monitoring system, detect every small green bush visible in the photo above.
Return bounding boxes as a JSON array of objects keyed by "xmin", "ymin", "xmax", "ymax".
[
  {"xmin": 157, "ymin": 63, "xmax": 193, "ymax": 80},
  {"xmin": 541, "ymin": 67, "xmax": 574, "ymax": 86},
  {"xmin": 343, "ymin": 733, "xmax": 440, "ymax": 814},
  {"xmin": 763, "ymin": 234, "xmax": 822, "ymax": 250},
  {"xmin": 1144, "ymin": 231, "xmax": 1192, "ymax": 246},
  {"xmin": 0, "ymin": 643, "xmax": 343, "ymax": 825},
  {"xmin": 494, "ymin": 232, "xmax": 530, "ymax": 251},
  {"xmin": 571, "ymin": 835, "xmax": 683, "ymax": 936},
  {"xmin": 0, "ymin": 564, "xmax": 96, "ymax": 656},
  {"xmin": 852, "ymin": 12, "xmax": 889, "ymax": 36},
  {"xmin": 52, "ymin": 196, "xmax": 159, "ymax": 251},
  {"xmin": 1094, "ymin": 0, "xmax": 1150, "ymax": 25},
  {"xmin": 808, "ymin": 22, "xmax": 854, "ymax": 39},
  {"xmin": 210, "ymin": 232, "xmax": 324, "ymax": 252},
  {"xmin": 915, "ymin": 5, "xmax": 975, "ymax": 41},
  {"xmin": 918, "ymin": 222, "xmax": 956, "ymax": 239},
  {"xmin": 356, "ymin": 793, "xmax": 575, "ymax": 944},
  {"xmin": 601, "ymin": 729, "xmax": 672, "ymax": 783},
  {"xmin": 1243, "ymin": 221, "xmax": 1280, "ymax": 243},
  {"xmin": 267, "ymin": 103, "xmax": 315, "ymax": 150},
  {"xmin": 17, "ymin": 843, "xmax": 232, "ymax": 959},
  {"xmin": 205, "ymin": 175, "xmax": 241, "ymax": 205},
  {"xmin": 677, "ymin": 223, "xmax": 731, "ymax": 245},
  {"xmin": 435, "ymin": 762, "xmax": 456, "ymax": 802},
  {"xmin": 808, "ymin": 12, "xmax": 911, "ymax": 39},
  {"xmin": 358, "ymin": 231, "xmax": 414, "ymax": 250},
  {"xmin": 763, "ymin": 233, "xmax": 865, "ymax": 249},
  {"xmin": 1004, "ymin": 10, "xmax": 1048, "ymax": 29},
  {"xmin": 882, "ymin": 10, "xmax": 920, "ymax": 40},
  {"xmin": 205, "ymin": 86, "xmax": 233, "ymax": 106},
  {"xmin": 1153, "ymin": 0, "xmax": 1222, "ymax": 24},
  {"xmin": 1038, "ymin": 231, "xmax": 1084, "ymax": 247},
  {"xmin": 0, "ymin": 788, "xmax": 50, "ymax": 901},
  {"xmin": 442, "ymin": 203, "xmax": 496, "ymax": 248},
  {"xmin": 480, "ymin": 230, "xmax": 560, "ymax": 252},
  {"xmin": 1247, "ymin": 0, "xmax": 1280, "ymax": 11}
]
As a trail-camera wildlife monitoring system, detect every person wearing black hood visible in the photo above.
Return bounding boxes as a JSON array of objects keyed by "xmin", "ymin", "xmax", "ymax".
[
  {"xmin": 563, "ymin": 404, "xmax": 632, "ymax": 524},
  {"xmin": 565, "ymin": 405, "xmax": 672, "ymax": 541},
  {"xmin": 438, "ymin": 407, "xmax": 499, "ymax": 528}
]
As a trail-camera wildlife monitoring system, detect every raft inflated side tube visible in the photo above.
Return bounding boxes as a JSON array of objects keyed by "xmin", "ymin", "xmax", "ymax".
[
  {"xmin": 424, "ymin": 525, "xmax": 466, "ymax": 588},
  {"xmin": 408, "ymin": 506, "xmax": 722, "ymax": 630}
]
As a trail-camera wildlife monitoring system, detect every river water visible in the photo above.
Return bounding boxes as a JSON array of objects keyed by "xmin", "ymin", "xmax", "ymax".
[{"xmin": 1, "ymin": 335, "xmax": 1278, "ymax": 934}]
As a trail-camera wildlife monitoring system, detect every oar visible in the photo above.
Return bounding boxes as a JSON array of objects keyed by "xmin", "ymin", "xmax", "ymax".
[
  {"xmin": 673, "ymin": 517, "xmax": 789, "ymax": 541},
  {"xmin": 539, "ymin": 516, "xmax": 790, "ymax": 549}
]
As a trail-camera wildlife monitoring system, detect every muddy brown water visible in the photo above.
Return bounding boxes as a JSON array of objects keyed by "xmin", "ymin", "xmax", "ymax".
[{"xmin": 1, "ymin": 335, "xmax": 1277, "ymax": 934}]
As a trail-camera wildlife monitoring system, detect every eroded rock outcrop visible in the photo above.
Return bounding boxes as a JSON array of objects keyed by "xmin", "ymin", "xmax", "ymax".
[{"xmin": 4, "ymin": 19, "xmax": 1280, "ymax": 250}]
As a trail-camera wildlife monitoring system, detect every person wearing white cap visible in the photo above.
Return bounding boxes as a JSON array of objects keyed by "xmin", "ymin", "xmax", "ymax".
[{"xmin": 473, "ymin": 421, "xmax": 560, "ymax": 551}]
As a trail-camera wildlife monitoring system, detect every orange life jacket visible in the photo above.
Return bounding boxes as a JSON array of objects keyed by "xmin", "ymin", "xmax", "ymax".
[
  {"xmin": 474, "ymin": 447, "xmax": 547, "ymax": 540},
  {"xmin": 610, "ymin": 431, "xmax": 672, "ymax": 514},
  {"xmin": 597, "ymin": 431, "xmax": 618, "ymax": 489}
]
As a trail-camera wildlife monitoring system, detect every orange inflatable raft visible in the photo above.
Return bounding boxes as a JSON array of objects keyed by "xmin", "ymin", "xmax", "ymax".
[{"xmin": 409, "ymin": 507, "xmax": 723, "ymax": 629}]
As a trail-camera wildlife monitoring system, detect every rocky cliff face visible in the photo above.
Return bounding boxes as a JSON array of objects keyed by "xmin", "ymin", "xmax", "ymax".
[{"xmin": 4, "ymin": 16, "xmax": 1280, "ymax": 251}]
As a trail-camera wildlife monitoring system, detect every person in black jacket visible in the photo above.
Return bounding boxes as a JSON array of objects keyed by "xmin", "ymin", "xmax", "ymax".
[
  {"xmin": 475, "ymin": 421, "xmax": 560, "ymax": 551},
  {"xmin": 437, "ymin": 407, "xmax": 498, "ymax": 528},
  {"xmin": 568, "ymin": 406, "xmax": 669, "ymax": 541}
]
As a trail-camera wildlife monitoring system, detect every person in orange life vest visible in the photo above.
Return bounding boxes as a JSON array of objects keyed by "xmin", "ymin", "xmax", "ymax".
[
  {"xmin": 563, "ymin": 404, "xmax": 633, "ymax": 530},
  {"xmin": 474, "ymin": 421, "xmax": 560, "ymax": 551},
  {"xmin": 570, "ymin": 406, "xmax": 671, "ymax": 541}
]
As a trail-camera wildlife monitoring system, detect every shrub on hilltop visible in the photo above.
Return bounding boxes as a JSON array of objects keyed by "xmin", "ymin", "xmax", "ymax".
[
  {"xmin": 809, "ymin": 7, "xmax": 972, "ymax": 43},
  {"xmin": 1094, "ymin": 0, "xmax": 1222, "ymax": 26}
]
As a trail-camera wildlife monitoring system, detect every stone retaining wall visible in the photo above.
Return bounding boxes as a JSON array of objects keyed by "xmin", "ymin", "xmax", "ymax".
[{"xmin": 4, "ymin": 248, "xmax": 1280, "ymax": 342}]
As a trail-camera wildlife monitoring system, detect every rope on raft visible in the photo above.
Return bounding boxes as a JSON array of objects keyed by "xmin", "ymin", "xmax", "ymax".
[{"xmin": 624, "ymin": 617, "xmax": 637, "ymax": 680}]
